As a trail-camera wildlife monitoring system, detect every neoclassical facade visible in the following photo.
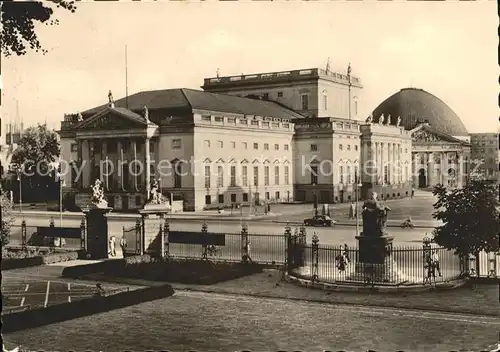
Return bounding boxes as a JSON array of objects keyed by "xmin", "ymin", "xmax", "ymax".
[{"xmin": 59, "ymin": 68, "xmax": 475, "ymax": 211}]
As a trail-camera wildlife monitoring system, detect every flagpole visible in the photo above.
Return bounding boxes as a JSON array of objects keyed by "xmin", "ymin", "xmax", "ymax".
[
  {"xmin": 125, "ymin": 45, "xmax": 129, "ymax": 109},
  {"xmin": 347, "ymin": 63, "xmax": 352, "ymax": 120},
  {"xmin": 120, "ymin": 148, "xmax": 125, "ymax": 191}
]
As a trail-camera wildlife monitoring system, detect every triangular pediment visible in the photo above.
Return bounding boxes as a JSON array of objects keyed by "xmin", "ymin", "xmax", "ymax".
[
  {"xmin": 410, "ymin": 124, "xmax": 463, "ymax": 144},
  {"xmin": 76, "ymin": 107, "xmax": 148, "ymax": 131}
]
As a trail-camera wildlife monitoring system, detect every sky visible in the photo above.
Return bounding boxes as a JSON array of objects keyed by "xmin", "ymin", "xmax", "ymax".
[{"xmin": 2, "ymin": 1, "xmax": 499, "ymax": 133}]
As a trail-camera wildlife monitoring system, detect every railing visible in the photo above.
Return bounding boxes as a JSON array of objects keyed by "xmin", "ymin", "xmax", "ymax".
[
  {"xmin": 169, "ymin": 232, "xmax": 286, "ymax": 265},
  {"xmin": 468, "ymin": 250, "xmax": 500, "ymax": 278}
]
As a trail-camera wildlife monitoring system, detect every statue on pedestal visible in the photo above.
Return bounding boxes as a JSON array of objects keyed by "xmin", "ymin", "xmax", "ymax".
[
  {"xmin": 361, "ymin": 192, "xmax": 391, "ymax": 236},
  {"xmin": 90, "ymin": 179, "xmax": 108, "ymax": 208},
  {"xmin": 387, "ymin": 114, "xmax": 392, "ymax": 125},
  {"xmin": 147, "ymin": 178, "xmax": 165, "ymax": 205},
  {"xmin": 396, "ymin": 116, "xmax": 401, "ymax": 127},
  {"xmin": 365, "ymin": 114, "xmax": 373, "ymax": 124}
]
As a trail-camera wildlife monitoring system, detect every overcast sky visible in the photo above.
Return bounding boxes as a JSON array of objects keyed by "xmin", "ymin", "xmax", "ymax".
[{"xmin": 2, "ymin": 1, "xmax": 498, "ymax": 133}]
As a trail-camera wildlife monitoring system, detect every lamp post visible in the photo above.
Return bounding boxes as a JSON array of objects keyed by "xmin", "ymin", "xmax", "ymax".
[
  {"xmin": 17, "ymin": 167, "xmax": 22, "ymax": 214},
  {"xmin": 355, "ymin": 181, "xmax": 362, "ymax": 237},
  {"xmin": 58, "ymin": 170, "xmax": 65, "ymax": 228},
  {"xmin": 312, "ymin": 183, "xmax": 317, "ymax": 216}
]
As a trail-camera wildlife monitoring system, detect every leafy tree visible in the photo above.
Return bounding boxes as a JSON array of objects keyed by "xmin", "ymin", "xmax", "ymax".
[
  {"xmin": 1, "ymin": 183, "xmax": 14, "ymax": 246},
  {"xmin": 432, "ymin": 180, "xmax": 500, "ymax": 257},
  {"xmin": 11, "ymin": 123, "xmax": 60, "ymax": 202},
  {"xmin": 1, "ymin": 0, "xmax": 76, "ymax": 57}
]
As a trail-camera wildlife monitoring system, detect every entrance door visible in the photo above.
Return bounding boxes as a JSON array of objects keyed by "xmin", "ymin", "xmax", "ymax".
[
  {"xmin": 254, "ymin": 192, "xmax": 260, "ymax": 206},
  {"xmin": 418, "ymin": 169, "xmax": 427, "ymax": 188},
  {"xmin": 339, "ymin": 190, "xmax": 344, "ymax": 203}
]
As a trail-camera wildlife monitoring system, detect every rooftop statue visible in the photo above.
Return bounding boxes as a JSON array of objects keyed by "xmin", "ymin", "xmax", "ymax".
[
  {"xmin": 387, "ymin": 114, "xmax": 392, "ymax": 125},
  {"xmin": 108, "ymin": 90, "xmax": 114, "ymax": 106},
  {"xmin": 396, "ymin": 116, "xmax": 401, "ymax": 127},
  {"xmin": 143, "ymin": 105, "xmax": 149, "ymax": 123},
  {"xmin": 365, "ymin": 114, "xmax": 373, "ymax": 124},
  {"xmin": 77, "ymin": 112, "xmax": 83, "ymax": 122},
  {"xmin": 361, "ymin": 192, "xmax": 391, "ymax": 236},
  {"xmin": 378, "ymin": 114, "xmax": 384, "ymax": 125},
  {"xmin": 90, "ymin": 179, "xmax": 108, "ymax": 208}
]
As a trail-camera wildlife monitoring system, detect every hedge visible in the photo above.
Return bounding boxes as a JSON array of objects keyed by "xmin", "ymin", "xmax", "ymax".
[{"xmin": 1, "ymin": 250, "xmax": 80, "ymax": 270}]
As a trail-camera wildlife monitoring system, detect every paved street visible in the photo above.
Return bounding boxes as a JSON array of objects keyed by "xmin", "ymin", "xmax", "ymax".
[
  {"xmin": 10, "ymin": 216, "xmax": 435, "ymax": 247},
  {"xmin": 4, "ymin": 290, "xmax": 498, "ymax": 351}
]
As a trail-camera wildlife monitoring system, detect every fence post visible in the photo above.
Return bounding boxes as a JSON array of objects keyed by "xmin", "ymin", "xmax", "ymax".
[
  {"xmin": 468, "ymin": 253, "xmax": 477, "ymax": 277},
  {"xmin": 311, "ymin": 233, "xmax": 319, "ymax": 282},
  {"xmin": 135, "ymin": 218, "xmax": 142, "ymax": 255},
  {"xmin": 241, "ymin": 223, "xmax": 249, "ymax": 263},
  {"xmin": 164, "ymin": 217, "xmax": 170, "ymax": 258},
  {"xmin": 80, "ymin": 216, "xmax": 86, "ymax": 252},
  {"xmin": 284, "ymin": 223, "xmax": 292, "ymax": 275},
  {"xmin": 21, "ymin": 219, "xmax": 27, "ymax": 250},
  {"xmin": 298, "ymin": 225, "xmax": 306, "ymax": 266},
  {"xmin": 158, "ymin": 214, "xmax": 165, "ymax": 259},
  {"xmin": 201, "ymin": 221, "xmax": 208, "ymax": 260}
]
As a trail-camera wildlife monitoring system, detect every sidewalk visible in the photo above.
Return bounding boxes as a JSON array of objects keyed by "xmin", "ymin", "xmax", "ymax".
[{"xmin": 273, "ymin": 218, "xmax": 441, "ymax": 228}]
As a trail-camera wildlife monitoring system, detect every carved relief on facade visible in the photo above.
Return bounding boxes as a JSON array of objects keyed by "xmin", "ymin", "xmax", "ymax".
[
  {"xmin": 79, "ymin": 114, "xmax": 141, "ymax": 130},
  {"xmin": 412, "ymin": 129, "xmax": 443, "ymax": 143}
]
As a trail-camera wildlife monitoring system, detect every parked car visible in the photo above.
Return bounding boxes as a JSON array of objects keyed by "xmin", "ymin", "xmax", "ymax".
[{"xmin": 303, "ymin": 215, "xmax": 336, "ymax": 227}]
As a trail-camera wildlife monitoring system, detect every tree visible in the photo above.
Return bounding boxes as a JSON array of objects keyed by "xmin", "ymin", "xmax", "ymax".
[
  {"xmin": 1, "ymin": 0, "xmax": 76, "ymax": 57},
  {"xmin": 11, "ymin": 123, "xmax": 60, "ymax": 202},
  {"xmin": 1, "ymin": 183, "xmax": 14, "ymax": 246},
  {"xmin": 432, "ymin": 180, "xmax": 500, "ymax": 257}
]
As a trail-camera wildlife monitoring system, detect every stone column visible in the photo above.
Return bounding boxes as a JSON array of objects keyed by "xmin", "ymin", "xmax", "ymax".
[
  {"xmin": 427, "ymin": 153, "xmax": 434, "ymax": 187},
  {"xmin": 380, "ymin": 143, "xmax": 384, "ymax": 184},
  {"xmin": 77, "ymin": 140, "xmax": 83, "ymax": 189},
  {"xmin": 89, "ymin": 140, "xmax": 95, "ymax": 185},
  {"xmin": 102, "ymin": 140, "xmax": 108, "ymax": 189},
  {"xmin": 412, "ymin": 153, "xmax": 418, "ymax": 187},
  {"xmin": 374, "ymin": 142, "xmax": 379, "ymax": 182},
  {"xmin": 132, "ymin": 139, "xmax": 138, "ymax": 191},
  {"xmin": 442, "ymin": 152, "xmax": 448, "ymax": 186},
  {"xmin": 117, "ymin": 140, "xmax": 123, "ymax": 190},
  {"xmin": 387, "ymin": 143, "xmax": 391, "ymax": 184},
  {"xmin": 145, "ymin": 137, "xmax": 151, "ymax": 199},
  {"xmin": 458, "ymin": 153, "xmax": 464, "ymax": 188}
]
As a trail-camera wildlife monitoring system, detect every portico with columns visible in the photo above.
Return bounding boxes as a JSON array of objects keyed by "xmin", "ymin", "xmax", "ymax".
[
  {"xmin": 59, "ymin": 96, "xmax": 159, "ymax": 211},
  {"xmin": 360, "ymin": 114, "xmax": 413, "ymax": 200},
  {"xmin": 410, "ymin": 123, "xmax": 470, "ymax": 189}
]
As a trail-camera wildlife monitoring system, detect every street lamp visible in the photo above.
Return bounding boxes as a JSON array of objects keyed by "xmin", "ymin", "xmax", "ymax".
[
  {"xmin": 16, "ymin": 167, "xmax": 22, "ymax": 214},
  {"xmin": 355, "ymin": 181, "xmax": 362, "ymax": 237},
  {"xmin": 312, "ymin": 183, "xmax": 318, "ymax": 216}
]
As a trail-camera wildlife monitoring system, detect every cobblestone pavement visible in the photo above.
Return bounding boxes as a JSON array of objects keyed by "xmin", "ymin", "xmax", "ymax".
[{"xmin": 4, "ymin": 286, "xmax": 499, "ymax": 352}]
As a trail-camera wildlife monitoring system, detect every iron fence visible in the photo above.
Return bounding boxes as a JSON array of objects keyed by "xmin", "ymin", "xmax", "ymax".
[
  {"xmin": 168, "ymin": 232, "xmax": 287, "ymax": 265},
  {"xmin": 289, "ymin": 243, "xmax": 464, "ymax": 285}
]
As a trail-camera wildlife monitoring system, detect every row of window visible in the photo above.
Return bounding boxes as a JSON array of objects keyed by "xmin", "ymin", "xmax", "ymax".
[
  {"xmin": 70, "ymin": 141, "xmax": 157, "ymax": 154},
  {"xmin": 205, "ymin": 165, "xmax": 290, "ymax": 188},
  {"xmin": 311, "ymin": 144, "xmax": 359, "ymax": 152},
  {"xmin": 204, "ymin": 140, "xmax": 290, "ymax": 151},
  {"xmin": 309, "ymin": 165, "xmax": 360, "ymax": 184},
  {"xmin": 205, "ymin": 191, "xmax": 285, "ymax": 205}
]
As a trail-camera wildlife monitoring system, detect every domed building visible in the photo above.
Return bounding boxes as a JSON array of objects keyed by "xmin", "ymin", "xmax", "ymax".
[{"xmin": 371, "ymin": 88, "xmax": 471, "ymax": 189}]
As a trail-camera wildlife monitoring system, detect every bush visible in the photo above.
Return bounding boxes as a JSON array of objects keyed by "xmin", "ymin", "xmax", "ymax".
[
  {"xmin": 124, "ymin": 254, "xmax": 152, "ymax": 265},
  {"xmin": 1, "ymin": 246, "xmax": 46, "ymax": 259},
  {"xmin": 42, "ymin": 251, "xmax": 78, "ymax": 264},
  {"xmin": 1, "ymin": 183, "xmax": 14, "ymax": 246}
]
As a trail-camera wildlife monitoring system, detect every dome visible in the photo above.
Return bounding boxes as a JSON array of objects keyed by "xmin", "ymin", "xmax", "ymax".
[{"xmin": 371, "ymin": 88, "xmax": 469, "ymax": 136}]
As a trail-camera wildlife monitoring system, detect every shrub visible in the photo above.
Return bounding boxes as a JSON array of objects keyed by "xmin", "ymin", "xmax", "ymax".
[
  {"xmin": 42, "ymin": 251, "xmax": 78, "ymax": 264},
  {"xmin": 0, "ymin": 183, "xmax": 14, "ymax": 246},
  {"xmin": 124, "ymin": 254, "xmax": 152, "ymax": 265},
  {"xmin": 1, "ymin": 247, "xmax": 46, "ymax": 259}
]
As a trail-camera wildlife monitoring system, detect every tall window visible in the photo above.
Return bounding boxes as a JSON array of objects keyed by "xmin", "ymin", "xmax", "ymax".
[
  {"xmin": 174, "ymin": 162, "xmax": 182, "ymax": 188},
  {"xmin": 284, "ymin": 166, "xmax": 290, "ymax": 185},
  {"xmin": 339, "ymin": 166, "xmax": 344, "ymax": 184},
  {"xmin": 347, "ymin": 166, "xmax": 351, "ymax": 184},
  {"xmin": 274, "ymin": 166, "xmax": 280, "ymax": 185},
  {"xmin": 384, "ymin": 166, "xmax": 388, "ymax": 184},
  {"xmin": 217, "ymin": 141, "xmax": 223, "ymax": 148},
  {"xmin": 323, "ymin": 95, "xmax": 328, "ymax": 110},
  {"xmin": 253, "ymin": 143, "xmax": 258, "ymax": 150},
  {"xmin": 274, "ymin": 144, "xmax": 279, "ymax": 151},
  {"xmin": 301, "ymin": 94, "xmax": 309, "ymax": 110},
  {"xmin": 172, "ymin": 139, "xmax": 181, "ymax": 149},
  {"xmin": 242, "ymin": 166, "xmax": 248, "ymax": 186},
  {"xmin": 311, "ymin": 166, "xmax": 318, "ymax": 184},
  {"xmin": 264, "ymin": 166, "xmax": 269, "ymax": 186},
  {"xmin": 204, "ymin": 165, "xmax": 211, "ymax": 188},
  {"xmin": 230, "ymin": 165, "xmax": 236, "ymax": 187},
  {"xmin": 264, "ymin": 143, "xmax": 269, "ymax": 150},
  {"xmin": 253, "ymin": 166, "xmax": 259, "ymax": 186},
  {"xmin": 310, "ymin": 144, "xmax": 318, "ymax": 151},
  {"xmin": 217, "ymin": 166, "xmax": 223, "ymax": 187},
  {"xmin": 284, "ymin": 144, "xmax": 289, "ymax": 151},
  {"xmin": 354, "ymin": 99, "xmax": 358, "ymax": 116},
  {"xmin": 354, "ymin": 165, "xmax": 358, "ymax": 184}
]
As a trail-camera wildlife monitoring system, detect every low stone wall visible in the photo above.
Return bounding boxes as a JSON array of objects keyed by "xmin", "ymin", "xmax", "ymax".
[{"xmin": 2, "ymin": 284, "xmax": 175, "ymax": 333}]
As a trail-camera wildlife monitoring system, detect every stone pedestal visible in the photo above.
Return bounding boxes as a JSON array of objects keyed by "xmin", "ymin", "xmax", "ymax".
[
  {"xmin": 139, "ymin": 203, "xmax": 170, "ymax": 255},
  {"xmin": 83, "ymin": 206, "xmax": 113, "ymax": 259},
  {"xmin": 347, "ymin": 234, "xmax": 406, "ymax": 283}
]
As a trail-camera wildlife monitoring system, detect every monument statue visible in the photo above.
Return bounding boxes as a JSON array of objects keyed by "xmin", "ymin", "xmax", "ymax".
[
  {"xmin": 365, "ymin": 114, "xmax": 373, "ymax": 124},
  {"xmin": 387, "ymin": 114, "xmax": 392, "ymax": 125},
  {"xmin": 147, "ymin": 178, "xmax": 165, "ymax": 205},
  {"xmin": 108, "ymin": 90, "xmax": 114, "ymax": 106},
  {"xmin": 396, "ymin": 116, "xmax": 401, "ymax": 127},
  {"xmin": 378, "ymin": 114, "xmax": 384, "ymax": 125},
  {"xmin": 77, "ymin": 112, "xmax": 83, "ymax": 122},
  {"xmin": 361, "ymin": 192, "xmax": 391, "ymax": 236},
  {"xmin": 90, "ymin": 179, "xmax": 108, "ymax": 208}
]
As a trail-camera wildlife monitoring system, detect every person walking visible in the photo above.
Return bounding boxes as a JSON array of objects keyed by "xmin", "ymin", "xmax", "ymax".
[
  {"xmin": 411, "ymin": 188, "xmax": 415, "ymax": 198},
  {"xmin": 119, "ymin": 236, "xmax": 127, "ymax": 254},
  {"xmin": 348, "ymin": 202, "xmax": 355, "ymax": 219},
  {"xmin": 431, "ymin": 250, "xmax": 442, "ymax": 277}
]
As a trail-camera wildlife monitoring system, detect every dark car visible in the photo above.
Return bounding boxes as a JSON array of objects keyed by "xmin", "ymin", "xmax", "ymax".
[{"xmin": 303, "ymin": 215, "xmax": 337, "ymax": 227}]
